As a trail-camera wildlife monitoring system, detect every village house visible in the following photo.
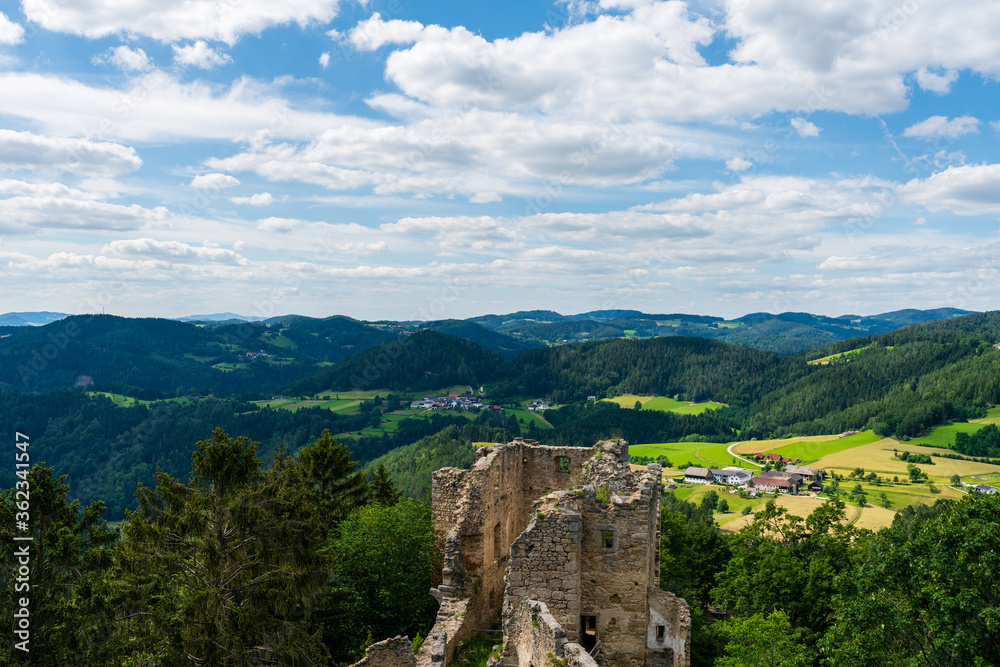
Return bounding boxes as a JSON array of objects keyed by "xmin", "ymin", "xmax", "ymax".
[
  {"xmin": 785, "ymin": 465, "xmax": 823, "ymax": 480},
  {"xmin": 715, "ymin": 468, "xmax": 753, "ymax": 486},
  {"xmin": 683, "ymin": 467, "xmax": 713, "ymax": 484},
  {"xmin": 751, "ymin": 471, "xmax": 804, "ymax": 494}
]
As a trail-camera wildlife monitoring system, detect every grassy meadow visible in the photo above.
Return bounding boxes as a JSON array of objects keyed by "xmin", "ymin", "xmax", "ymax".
[{"xmin": 602, "ymin": 394, "xmax": 724, "ymax": 415}]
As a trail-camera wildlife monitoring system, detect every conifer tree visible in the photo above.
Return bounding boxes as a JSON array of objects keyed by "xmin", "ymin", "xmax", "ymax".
[
  {"xmin": 0, "ymin": 465, "xmax": 115, "ymax": 666},
  {"xmin": 108, "ymin": 428, "xmax": 329, "ymax": 665}
]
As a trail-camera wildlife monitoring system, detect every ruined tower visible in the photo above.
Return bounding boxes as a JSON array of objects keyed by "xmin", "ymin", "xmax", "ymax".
[{"xmin": 416, "ymin": 438, "xmax": 690, "ymax": 667}]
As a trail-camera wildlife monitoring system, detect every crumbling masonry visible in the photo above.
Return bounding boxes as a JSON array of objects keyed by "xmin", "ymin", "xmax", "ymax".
[{"xmin": 413, "ymin": 438, "xmax": 691, "ymax": 667}]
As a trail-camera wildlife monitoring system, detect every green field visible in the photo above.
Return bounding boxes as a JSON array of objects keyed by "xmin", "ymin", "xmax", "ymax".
[
  {"xmin": 808, "ymin": 346, "xmax": 871, "ymax": 365},
  {"xmin": 630, "ymin": 441, "xmax": 741, "ymax": 469},
  {"xmin": 906, "ymin": 421, "xmax": 989, "ymax": 448},
  {"xmin": 88, "ymin": 392, "xmax": 192, "ymax": 407},
  {"xmin": 770, "ymin": 431, "xmax": 882, "ymax": 463},
  {"xmin": 603, "ymin": 394, "xmax": 723, "ymax": 415},
  {"xmin": 507, "ymin": 408, "xmax": 552, "ymax": 429},
  {"xmin": 212, "ymin": 362, "xmax": 248, "ymax": 372},
  {"xmin": 265, "ymin": 333, "xmax": 297, "ymax": 349}
]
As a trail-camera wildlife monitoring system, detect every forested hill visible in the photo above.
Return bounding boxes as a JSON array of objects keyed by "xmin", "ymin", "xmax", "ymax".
[
  {"xmin": 419, "ymin": 319, "xmax": 541, "ymax": 358},
  {"xmin": 468, "ymin": 307, "xmax": 973, "ymax": 353},
  {"xmin": 0, "ymin": 315, "xmax": 319, "ymax": 394},
  {"xmin": 285, "ymin": 330, "xmax": 505, "ymax": 394},
  {"xmin": 490, "ymin": 337, "xmax": 803, "ymax": 405}
]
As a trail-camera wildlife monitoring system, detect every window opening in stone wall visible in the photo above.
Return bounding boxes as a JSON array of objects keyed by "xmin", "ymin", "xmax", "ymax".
[
  {"xmin": 580, "ymin": 615, "xmax": 597, "ymax": 651},
  {"xmin": 558, "ymin": 456, "xmax": 570, "ymax": 472},
  {"xmin": 493, "ymin": 522, "xmax": 502, "ymax": 560},
  {"xmin": 656, "ymin": 625, "xmax": 666, "ymax": 642},
  {"xmin": 601, "ymin": 529, "xmax": 615, "ymax": 549}
]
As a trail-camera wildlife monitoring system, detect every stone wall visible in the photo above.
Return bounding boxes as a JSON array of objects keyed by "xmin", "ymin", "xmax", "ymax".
[
  {"xmin": 577, "ymin": 467, "xmax": 662, "ymax": 667},
  {"xmin": 428, "ymin": 439, "xmax": 598, "ymax": 664},
  {"xmin": 503, "ymin": 491, "xmax": 583, "ymax": 642},
  {"xmin": 427, "ymin": 438, "xmax": 689, "ymax": 667},
  {"xmin": 350, "ymin": 636, "xmax": 416, "ymax": 667},
  {"xmin": 505, "ymin": 598, "xmax": 598, "ymax": 667},
  {"xmin": 647, "ymin": 590, "xmax": 690, "ymax": 667}
]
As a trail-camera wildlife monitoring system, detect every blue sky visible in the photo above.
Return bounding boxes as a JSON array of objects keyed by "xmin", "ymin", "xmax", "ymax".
[{"xmin": 1, "ymin": 0, "xmax": 999, "ymax": 321}]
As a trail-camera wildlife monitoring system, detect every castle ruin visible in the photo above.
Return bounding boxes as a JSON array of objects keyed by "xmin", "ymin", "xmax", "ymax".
[{"xmin": 417, "ymin": 437, "xmax": 690, "ymax": 667}]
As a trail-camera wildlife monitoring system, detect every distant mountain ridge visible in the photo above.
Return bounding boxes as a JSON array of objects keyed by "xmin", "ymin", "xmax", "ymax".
[
  {"xmin": 469, "ymin": 307, "xmax": 975, "ymax": 354},
  {"xmin": 0, "ymin": 307, "xmax": 975, "ymax": 358},
  {"xmin": 0, "ymin": 311, "xmax": 71, "ymax": 326}
]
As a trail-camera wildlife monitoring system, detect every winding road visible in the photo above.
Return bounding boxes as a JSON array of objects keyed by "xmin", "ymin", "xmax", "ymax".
[{"xmin": 726, "ymin": 441, "xmax": 764, "ymax": 468}]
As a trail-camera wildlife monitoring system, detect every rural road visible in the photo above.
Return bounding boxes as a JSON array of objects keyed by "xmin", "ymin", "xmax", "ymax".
[{"xmin": 727, "ymin": 442, "xmax": 763, "ymax": 468}]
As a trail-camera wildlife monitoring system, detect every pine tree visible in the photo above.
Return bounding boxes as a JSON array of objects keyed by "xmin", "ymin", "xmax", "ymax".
[
  {"xmin": 0, "ymin": 464, "xmax": 115, "ymax": 665},
  {"xmin": 367, "ymin": 464, "xmax": 400, "ymax": 507},
  {"xmin": 108, "ymin": 428, "xmax": 329, "ymax": 665}
]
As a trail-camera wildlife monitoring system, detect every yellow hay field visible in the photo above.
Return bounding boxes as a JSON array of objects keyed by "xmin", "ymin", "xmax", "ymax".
[
  {"xmin": 816, "ymin": 438, "xmax": 1000, "ymax": 478},
  {"xmin": 732, "ymin": 436, "xmax": 832, "ymax": 455},
  {"xmin": 718, "ymin": 495, "xmax": 860, "ymax": 532}
]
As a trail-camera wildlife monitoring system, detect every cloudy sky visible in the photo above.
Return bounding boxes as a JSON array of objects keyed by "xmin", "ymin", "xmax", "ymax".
[{"xmin": 1, "ymin": 0, "xmax": 999, "ymax": 321}]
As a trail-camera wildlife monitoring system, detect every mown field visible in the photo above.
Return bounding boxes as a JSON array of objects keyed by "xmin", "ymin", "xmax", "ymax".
[
  {"xmin": 630, "ymin": 441, "xmax": 743, "ymax": 470},
  {"xmin": 602, "ymin": 394, "xmax": 724, "ymax": 415},
  {"xmin": 644, "ymin": 417, "xmax": 1000, "ymax": 533},
  {"xmin": 733, "ymin": 431, "xmax": 881, "ymax": 462}
]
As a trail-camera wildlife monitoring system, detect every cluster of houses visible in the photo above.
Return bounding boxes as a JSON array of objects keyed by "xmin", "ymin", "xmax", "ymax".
[
  {"xmin": 683, "ymin": 464, "xmax": 825, "ymax": 495},
  {"xmin": 409, "ymin": 394, "xmax": 497, "ymax": 411},
  {"xmin": 525, "ymin": 398, "xmax": 550, "ymax": 411}
]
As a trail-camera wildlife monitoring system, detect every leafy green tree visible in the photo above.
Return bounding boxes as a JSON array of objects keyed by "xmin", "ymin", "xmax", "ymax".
[
  {"xmin": 713, "ymin": 499, "xmax": 859, "ymax": 651},
  {"xmin": 950, "ymin": 473, "xmax": 961, "ymax": 484},
  {"xmin": 327, "ymin": 499, "xmax": 439, "ymax": 664},
  {"xmin": 700, "ymin": 490, "xmax": 719, "ymax": 512},
  {"xmin": 659, "ymin": 494, "xmax": 732, "ymax": 667},
  {"xmin": 714, "ymin": 610, "xmax": 813, "ymax": 667},
  {"xmin": 0, "ymin": 464, "xmax": 115, "ymax": 665},
  {"xmin": 717, "ymin": 498, "xmax": 730, "ymax": 513},
  {"xmin": 109, "ymin": 428, "xmax": 329, "ymax": 665},
  {"xmin": 822, "ymin": 494, "xmax": 1000, "ymax": 666}
]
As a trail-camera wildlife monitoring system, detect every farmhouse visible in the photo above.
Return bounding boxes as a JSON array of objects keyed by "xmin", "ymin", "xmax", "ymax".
[
  {"xmin": 785, "ymin": 465, "xmax": 823, "ymax": 480},
  {"xmin": 717, "ymin": 468, "xmax": 753, "ymax": 486},
  {"xmin": 751, "ymin": 471, "xmax": 804, "ymax": 494},
  {"xmin": 972, "ymin": 484, "xmax": 997, "ymax": 494},
  {"xmin": 683, "ymin": 467, "xmax": 713, "ymax": 484},
  {"xmin": 807, "ymin": 481, "xmax": 824, "ymax": 493},
  {"xmin": 375, "ymin": 438, "xmax": 692, "ymax": 667},
  {"xmin": 756, "ymin": 453, "xmax": 795, "ymax": 465}
]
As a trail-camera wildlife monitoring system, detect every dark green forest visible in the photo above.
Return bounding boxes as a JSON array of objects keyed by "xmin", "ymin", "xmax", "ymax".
[{"xmin": 5, "ymin": 310, "xmax": 1000, "ymax": 520}]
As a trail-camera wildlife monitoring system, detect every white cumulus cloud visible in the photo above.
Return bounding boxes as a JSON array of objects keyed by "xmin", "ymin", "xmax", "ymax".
[
  {"xmin": 791, "ymin": 118, "xmax": 820, "ymax": 138},
  {"xmin": 103, "ymin": 238, "xmax": 248, "ymax": 264},
  {"xmin": 725, "ymin": 157, "xmax": 752, "ymax": 172},
  {"xmin": 173, "ymin": 41, "xmax": 232, "ymax": 69},
  {"xmin": 189, "ymin": 173, "xmax": 240, "ymax": 189},
  {"xmin": 230, "ymin": 192, "xmax": 275, "ymax": 206},
  {"xmin": 0, "ymin": 130, "xmax": 142, "ymax": 175},
  {"xmin": 22, "ymin": 0, "xmax": 342, "ymax": 45},
  {"xmin": 92, "ymin": 46, "xmax": 153, "ymax": 72},
  {"xmin": 903, "ymin": 115, "xmax": 980, "ymax": 140},
  {"xmin": 319, "ymin": 51, "xmax": 331, "ymax": 68},
  {"xmin": 898, "ymin": 163, "xmax": 1000, "ymax": 215},
  {"xmin": 0, "ymin": 12, "xmax": 25, "ymax": 45},
  {"xmin": 916, "ymin": 67, "xmax": 959, "ymax": 94}
]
